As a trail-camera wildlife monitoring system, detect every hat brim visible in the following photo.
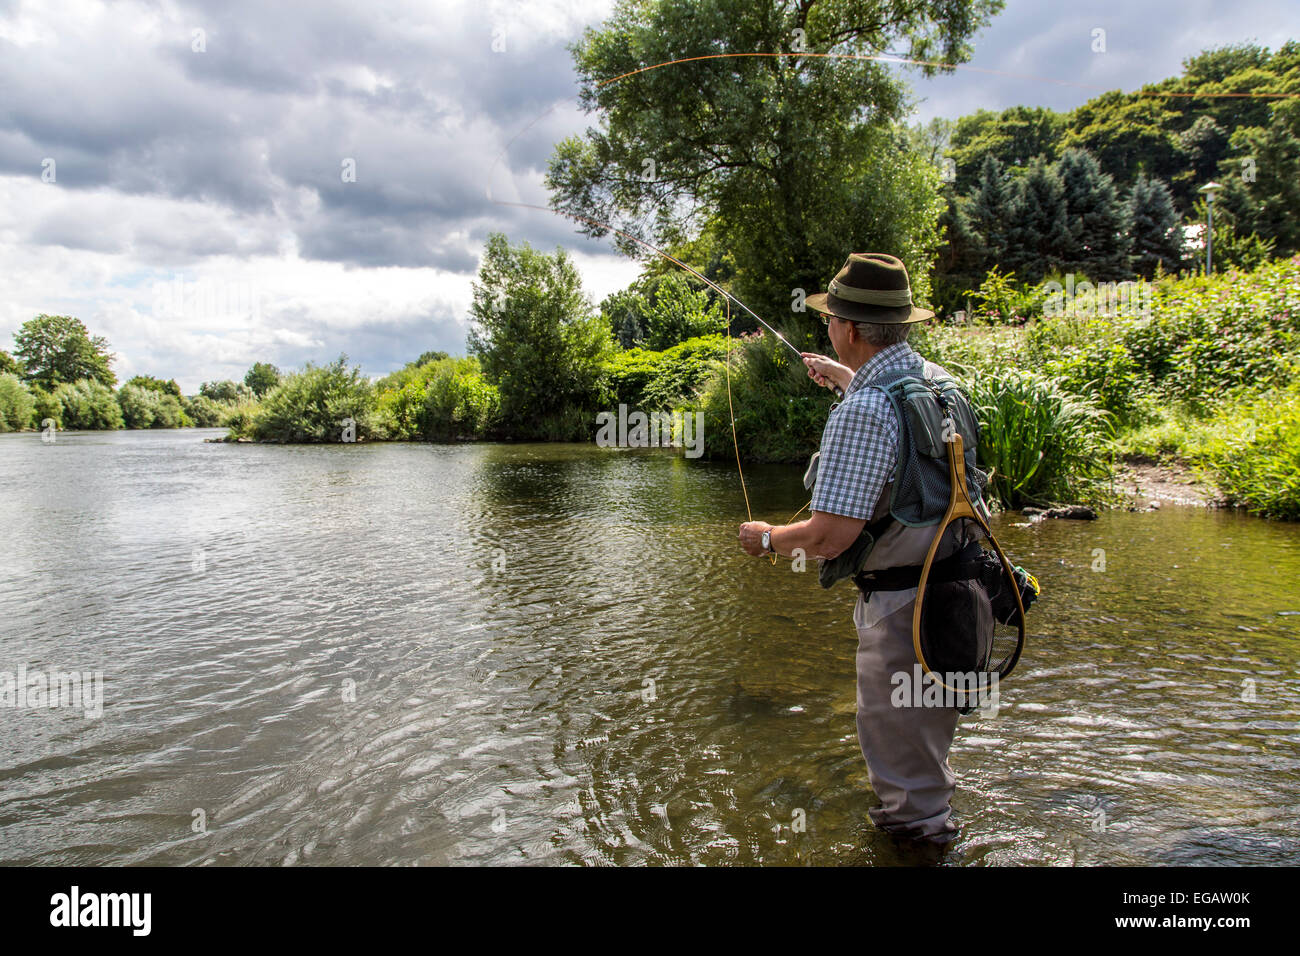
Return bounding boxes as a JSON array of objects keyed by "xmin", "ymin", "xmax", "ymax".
[{"xmin": 805, "ymin": 292, "xmax": 934, "ymax": 325}]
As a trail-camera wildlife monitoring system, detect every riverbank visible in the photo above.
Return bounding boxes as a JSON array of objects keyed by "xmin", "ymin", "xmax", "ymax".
[{"xmin": 1114, "ymin": 455, "xmax": 1224, "ymax": 509}]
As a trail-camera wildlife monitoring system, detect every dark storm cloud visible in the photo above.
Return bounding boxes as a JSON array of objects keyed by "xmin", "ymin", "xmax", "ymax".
[
  {"xmin": 6, "ymin": 0, "xmax": 1298, "ymax": 286},
  {"xmin": 296, "ymin": 207, "xmax": 482, "ymax": 271},
  {"xmin": 0, "ymin": 0, "xmax": 606, "ymax": 268}
]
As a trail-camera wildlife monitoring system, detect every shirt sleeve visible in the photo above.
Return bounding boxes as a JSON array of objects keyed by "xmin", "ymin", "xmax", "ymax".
[{"xmin": 808, "ymin": 392, "xmax": 897, "ymax": 520}]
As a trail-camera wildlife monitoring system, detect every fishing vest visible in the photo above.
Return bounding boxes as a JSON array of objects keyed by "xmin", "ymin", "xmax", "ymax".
[{"xmin": 817, "ymin": 359, "xmax": 989, "ymax": 589}]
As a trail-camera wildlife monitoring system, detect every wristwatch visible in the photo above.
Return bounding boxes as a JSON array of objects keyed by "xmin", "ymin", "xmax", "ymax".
[{"xmin": 761, "ymin": 529, "xmax": 773, "ymax": 553}]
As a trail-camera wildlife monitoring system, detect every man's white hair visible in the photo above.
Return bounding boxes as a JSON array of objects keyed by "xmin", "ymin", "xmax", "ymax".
[{"xmin": 852, "ymin": 322, "xmax": 911, "ymax": 347}]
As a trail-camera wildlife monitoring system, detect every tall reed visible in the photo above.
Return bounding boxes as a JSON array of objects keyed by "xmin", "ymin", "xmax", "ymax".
[{"xmin": 963, "ymin": 367, "xmax": 1113, "ymax": 508}]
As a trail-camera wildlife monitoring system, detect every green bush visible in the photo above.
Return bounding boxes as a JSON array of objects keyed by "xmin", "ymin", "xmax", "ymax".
[
  {"xmin": 200, "ymin": 380, "xmax": 254, "ymax": 403},
  {"xmin": 603, "ymin": 348, "xmax": 665, "ymax": 408},
  {"xmin": 124, "ymin": 375, "xmax": 182, "ymax": 399},
  {"xmin": 641, "ymin": 335, "xmax": 727, "ymax": 409},
  {"xmin": 154, "ymin": 394, "xmax": 186, "ymax": 428},
  {"xmin": 420, "ymin": 361, "xmax": 500, "ymax": 440},
  {"xmin": 964, "ymin": 266, "xmax": 1047, "ymax": 324},
  {"xmin": 911, "ymin": 323, "xmax": 1027, "ymax": 374},
  {"xmin": 184, "ymin": 394, "xmax": 225, "ymax": 427},
  {"xmin": 1193, "ymin": 385, "xmax": 1300, "ymax": 519},
  {"xmin": 965, "ymin": 368, "xmax": 1113, "ymax": 508},
  {"xmin": 698, "ymin": 332, "xmax": 829, "ymax": 463},
  {"xmin": 602, "ymin": 334, "xmax": 727, "ymax": 410},
  {"xmin": 1121, "ymin": 258, "xmax": 1300, "ymax": 408},
  {"xmin": 0, "ymin": 373, "xmax": 35, "ymax": 432},
  {"xmin": 55, "ymin": 379, "xmax": 124, "ymax": 430},
  {"xmin": 376, "ymin": 379, "xmax": 425, "ymax": 440},
  {"xmin": 634, "ymin": 272, "xmax": 727, "ymax": 350},
  {"xmin": 374, "ymin": 358, "xmax": 434, "ymax": 438},
  {"xmin": 241, "ymin": 356, "xmax": 381, "ymax": 442},
  {"xmin": 27, "ymin": 386, "xmax": 61, "ymax": 430},
  {"xmin": 1039, "ymin": 339, "xmax": 1148, "ymax": 426},
  {"xmin": 1024, "ymin": 309, "xmax": 1152, "ymax": 426},
  {"xmin": 376, "ymin": 356, "xmax": 500, "ymax": 441},
  {"xmin": 118, "ymin": 383, "xmax": 187, "ymax": 428},
  {"xmin": 220, "ymin": 397, "xmax": 260, "ymax": 434},
  {"xmin": 117, "ymin": 383, "xmax": 158, "ymax": 428}
]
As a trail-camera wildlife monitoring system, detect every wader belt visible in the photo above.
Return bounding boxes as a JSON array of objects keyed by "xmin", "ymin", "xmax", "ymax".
[{"xmin": 853, "ymin": 539, "xmax": 984, "ymax": 596}]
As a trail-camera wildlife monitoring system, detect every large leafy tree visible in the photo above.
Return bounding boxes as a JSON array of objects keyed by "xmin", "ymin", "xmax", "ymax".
[
  {"xmin": 244, "ymin": 362, "xmax": 282, "ymax": 398},
  {"xmin": 125, "ymin": 375, "xmax": 183, "ymax": 398},
  {"xmin": 1173, "ymin": 44, "xmax": 1282, "ymax": 140},
  {"xmin": 948, "ymin": 105, "xmax": 1065, "ymax": 193},
  {"xmin": 1061, "ymin": 92, "xmax": 1183, "ymax": 194},
  {"xmin": 601, "ymin": 271, "xmax": 725, "ymax": 351},
  {"xmin": 1218, "ymin": 99, "xmax": 1300, "ymax": 257},
  {"xmin": 600, "ymin": 285, "xmax": 647, "ymax": 349},
  {"xmin": 468, "ymin": 232, "xmax": 613, "ymax": 437},
  {"xmin": 199, "ymin": 380, "xmax": 253, "ymax": 403},
  {"xmin": 14, "ymin": 314, "xmax": 115, "ymax": 389},
  {"xmin": 1177, "ymin": 115, "xmax": 1230, "ymax": 185},
  {"xmin": 546, "ymin": 0, "xmax": 1004, "ymax": 328},
  {"xmin": 55, "ymin": 379, "xmax": 123, "ymax": 430}
]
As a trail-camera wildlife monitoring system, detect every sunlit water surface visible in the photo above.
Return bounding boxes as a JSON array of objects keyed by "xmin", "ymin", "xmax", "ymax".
[{"xmin": 1, "ymin": 429, "xmax": 1298, "ymax": 865}]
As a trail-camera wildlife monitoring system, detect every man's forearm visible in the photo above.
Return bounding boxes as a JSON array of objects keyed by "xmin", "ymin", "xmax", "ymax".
[
  {"xmin": 740, "ymin": 511, "xmax": 865, "ymax": 559},
  {"xmin": 770, "ymin": 519, "xmax": 838, "ymax": 560}
]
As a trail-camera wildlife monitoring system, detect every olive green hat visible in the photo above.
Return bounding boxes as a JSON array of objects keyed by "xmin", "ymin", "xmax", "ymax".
[{"xmin": 805, "ymin": 253, "xmax": 934, "ymax": 325}]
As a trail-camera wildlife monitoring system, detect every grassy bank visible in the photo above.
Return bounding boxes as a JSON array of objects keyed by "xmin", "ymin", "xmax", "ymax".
[{"xmin": 928, "ymin": 258, "xmax": 1300, "ymax": 516}]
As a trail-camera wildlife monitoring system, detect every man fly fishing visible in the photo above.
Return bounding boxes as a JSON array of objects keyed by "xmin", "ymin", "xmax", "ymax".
[{"xmin": 738, "ymin": 253, "xmax": 992, "ymax": 845}]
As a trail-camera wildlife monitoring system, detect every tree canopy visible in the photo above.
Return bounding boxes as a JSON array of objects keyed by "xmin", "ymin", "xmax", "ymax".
[
  {"xmin": 125, "ymin": 375, "xmax": 183, "ymax": 398},
  {"xmin": 199, "ymin": 380, "xmax": 253, "ymax": 403},
  {"xmin": 14, "ymin": 314, "xmax": 116, "ymax": 390},
  {"xmin": 468, "ymin": 232, "xmax": 613, "ymax": 439},
  {"xmin": 547, "ymin": 0, "xmax": 1004, "ymax": 327},
  {"xmin": 244, "ymin": 362, "xmax": 282, "ymax": 398}
]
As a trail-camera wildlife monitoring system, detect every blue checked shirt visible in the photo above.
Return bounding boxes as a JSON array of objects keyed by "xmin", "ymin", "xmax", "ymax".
[{"xmin": 809, "ymin": 342, "xmax": 926, "ymax": 520}]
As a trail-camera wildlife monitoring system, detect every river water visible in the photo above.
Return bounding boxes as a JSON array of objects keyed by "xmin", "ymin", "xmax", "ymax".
[{"xmin": 1, "ymin": 428, "xmax": 1298, "ymax": 866}]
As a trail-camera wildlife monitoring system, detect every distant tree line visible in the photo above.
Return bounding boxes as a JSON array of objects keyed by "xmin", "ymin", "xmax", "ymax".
[
  {"xmin": 0, "ymin": 314, "xmax": 288, "ymax": 432},
  {"xmin": 928, "ymin": 42, "xmax": 1300, "ymax": 310}
]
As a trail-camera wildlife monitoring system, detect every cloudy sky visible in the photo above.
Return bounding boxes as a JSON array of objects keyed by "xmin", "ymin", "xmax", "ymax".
[{"xmin": 2, "ymin": 0, "xmax": 1297, "ymax": 391}]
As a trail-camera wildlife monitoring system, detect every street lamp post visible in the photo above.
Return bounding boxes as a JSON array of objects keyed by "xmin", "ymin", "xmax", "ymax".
[{"xmin": 1199, "ymin": 181, "xmax": 1222, "ymax": 274}]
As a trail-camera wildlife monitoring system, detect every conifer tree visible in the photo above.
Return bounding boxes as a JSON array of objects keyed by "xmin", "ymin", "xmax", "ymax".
[
  {"xmin": 966, "ymin": 155, "xmax": 1014, "ymax": 272},
  {"xmin": 1004, "ymin": 157, "xmax": 1069, "ymax": 283},
  {"xmin": 1127, "ymin": 175, "xmax": 1184, "ymax": 277},
  {"xmin": 1058, "ymin": 148, "xmax": 1132, "ymax": 279}
]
